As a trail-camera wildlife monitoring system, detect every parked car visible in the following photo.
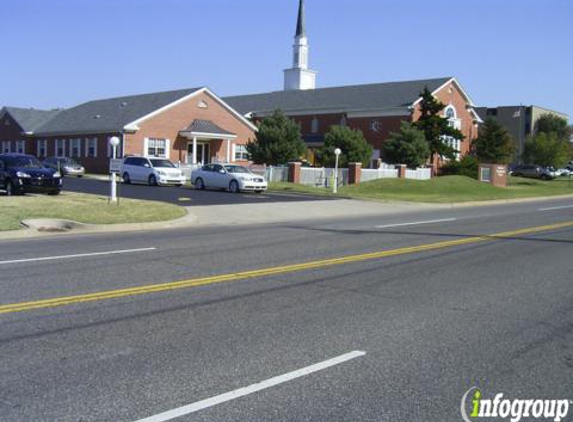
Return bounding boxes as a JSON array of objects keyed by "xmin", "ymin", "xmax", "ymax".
[
  {"xmin": 511, "ymin": 165, "xmax": 555, "ymax": 180},
  {"xmin": 43, "ymin": 157, "xmax": 85, "ymax": 177},
  {"xmin": 0, "ymin": 153, "xmax": 62, "ymax": 195},
  {"xmin": 121, "ymin": 156, "xmax": 185, "ymax": 186},
  {"xmin": 547, "ymin": 166, "xmax": 571, "ymax": 177},
  {"xmin": 191, "ymin": 163, "xmax": 268, "ymax": 193}
]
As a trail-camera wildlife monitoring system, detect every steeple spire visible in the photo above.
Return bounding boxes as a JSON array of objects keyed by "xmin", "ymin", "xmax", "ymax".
[
  {"xmin": 295, "ymin": 0, "xmax": 306, "ymax": 37},
  {"xmin": 284, "ymin": 0, "xmax": 316, "ymax": 91}
]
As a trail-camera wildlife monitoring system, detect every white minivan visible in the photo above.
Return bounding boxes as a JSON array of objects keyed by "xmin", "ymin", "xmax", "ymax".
[{"xmin": 122, "ymin": 157, "xmax": 185, "ymax": 186}]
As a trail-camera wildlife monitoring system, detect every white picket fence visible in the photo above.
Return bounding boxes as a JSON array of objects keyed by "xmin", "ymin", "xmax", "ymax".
[
  {"xmin": 405, "ymin": 168, "xmax": 432, "ymax": 180},
  {"xmin": 361, "ymin": 168, "xmax": 399, "ymax": 181},
  {"xmin": 300, "ymin": 167, "xmax": 348, "ymax": 187}
]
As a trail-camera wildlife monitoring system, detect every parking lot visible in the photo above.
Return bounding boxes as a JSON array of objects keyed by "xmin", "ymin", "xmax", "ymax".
[{"xmin": 61, "ymin": 176, "xmax": 333, "ymax": 206}]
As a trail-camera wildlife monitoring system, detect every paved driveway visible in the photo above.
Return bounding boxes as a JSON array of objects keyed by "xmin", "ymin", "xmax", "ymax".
[{"xmin": 62, "ymin": 177, "xmax": 334, "ymax": 206}]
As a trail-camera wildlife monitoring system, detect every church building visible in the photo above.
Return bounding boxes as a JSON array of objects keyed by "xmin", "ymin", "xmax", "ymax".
[{"xmin": 224, "ymin": 0, "xmax": 482, "ymax": 168}]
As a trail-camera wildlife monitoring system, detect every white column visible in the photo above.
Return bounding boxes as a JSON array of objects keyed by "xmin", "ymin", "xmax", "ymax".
[
  {"xmin": 192, "ymin": 136, "xmax": 197, "ymax": 165},
  {"xmin": 226, "ymin": 139, "xmax": 231, "ymax": 163}
]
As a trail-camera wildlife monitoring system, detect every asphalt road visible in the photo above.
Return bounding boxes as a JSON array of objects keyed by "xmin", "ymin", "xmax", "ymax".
[
  {"xmin": 62, "ymin": 177, "xmax": 333, "ymax": 206},
  {"xmin": 1, "ymin": 198, "xmax": 573, "ymax": 421}
]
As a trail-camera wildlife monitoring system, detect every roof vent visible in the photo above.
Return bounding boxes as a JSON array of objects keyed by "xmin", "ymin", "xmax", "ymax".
[
  {"xmin": 94, "ymin": 114, "xmax": 101, "ymax": 119},
  {"xmin": 120, "ymin": 101, "xmax": 128, "ymax": 108}
]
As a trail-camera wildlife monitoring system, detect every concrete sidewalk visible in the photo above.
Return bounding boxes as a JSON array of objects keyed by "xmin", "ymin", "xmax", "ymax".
[{"xmin": 188, "ymin": 199, "xmax": 442, "ymax": 227}]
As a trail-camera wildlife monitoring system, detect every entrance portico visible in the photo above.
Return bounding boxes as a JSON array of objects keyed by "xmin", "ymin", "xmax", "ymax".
[{"xmin": 179, "ymin": 119, "xmax": 237, "ymax": 165}]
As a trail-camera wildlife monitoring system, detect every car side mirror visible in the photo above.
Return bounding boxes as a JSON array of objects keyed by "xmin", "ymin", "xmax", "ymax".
[
  {"xmin": 219, "ymin": 169, "xmax": 225, "ymax": 174},
  {"xmin": 144, "ymin": 164, "xmax": 150, "ymax": 168}
]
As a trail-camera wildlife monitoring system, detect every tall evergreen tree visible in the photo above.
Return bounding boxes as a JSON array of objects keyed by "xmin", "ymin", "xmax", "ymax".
[
  {"xmin": 246, "ymin": 110, "xmax": 307, "ymax": 165},
  {"xmin": 414, "ymin": 87, "xmax": 464, "ymax": 164},
  {"xmin": 321, "ymin": 126, "xmax": 373, "ymax": 167},
  {"xmin": 472, "ymin": 118, "xmax": 515, "ymax": 164}
]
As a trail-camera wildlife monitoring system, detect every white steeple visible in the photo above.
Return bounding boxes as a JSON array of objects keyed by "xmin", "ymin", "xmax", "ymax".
[{"xmin": 284, "ymin": 0, "xmax": 316, "ymax": 91}]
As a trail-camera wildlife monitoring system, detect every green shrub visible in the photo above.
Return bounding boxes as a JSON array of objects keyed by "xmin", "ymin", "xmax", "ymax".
[{"xmin": 440, "ymin": 156, "xmax": 479, "ymax": 179}]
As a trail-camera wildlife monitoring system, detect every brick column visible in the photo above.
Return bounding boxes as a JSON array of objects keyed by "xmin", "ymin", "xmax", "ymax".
[
  {"xmin": 348, "ymin": 162, "xmax": 362, "ymax": 185},
  {"xmin": 288, "ymin": 162, "xmax": 302, "ymax": 184},
  {"xmin": 397, "ymin": 164, "xmax": 407, "ymax": 179}
]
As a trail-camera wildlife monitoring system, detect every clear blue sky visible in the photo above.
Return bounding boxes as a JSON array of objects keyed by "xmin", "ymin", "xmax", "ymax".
[{"xmin": 3, "ymin": 0, "xmax": 572, "ymax": 119}]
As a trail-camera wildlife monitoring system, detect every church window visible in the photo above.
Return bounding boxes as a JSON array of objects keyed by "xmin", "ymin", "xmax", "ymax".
[{"xmin": 311, "ymin": 117, "xmax": 319, "ymax": 133}]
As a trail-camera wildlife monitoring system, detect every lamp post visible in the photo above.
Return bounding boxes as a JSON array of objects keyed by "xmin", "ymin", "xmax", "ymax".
[
  {"xmin": 109, "ymin": 136, "xmax": 120, "ymax": 203},
  {"xmin": 333, "ymin": 148, "xmax": 342, "ymax": 194}
]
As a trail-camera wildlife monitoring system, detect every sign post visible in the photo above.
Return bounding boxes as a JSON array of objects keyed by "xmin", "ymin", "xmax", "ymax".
[{"xmin": 109, "ymin": 136, "xmax": 121, "ymax": 203}]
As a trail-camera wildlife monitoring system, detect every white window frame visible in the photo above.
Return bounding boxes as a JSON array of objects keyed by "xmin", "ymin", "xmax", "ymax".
[
  {"xmin": 144, "ymin": 137, "xmax": 169, "ymax": 158},
  {"xmin": 69, "ymin": 138, "xmax": 81, "ymax": 158},
  {"xmin": 16, "ymin": 140, "xmax": 25, "ymax": 154},
  {"xmin": 2, "ymin": 141, "xmax": 12, "ymax": 153},
  {"xmin": 311, "ymin": 117, "xmax": 319, "ymax": 134},
  {"xmin": 234, "ymin": 144, "xmax": 250, "ymax": 161},
  {"xmin": 37, "ymin": 139, "xmax": 48, "ymax": 158},
  {"xmin": 56, "ymin": 139, "xmax": 66, "ymax": 157},
  {"xmin": 85, "ymin": 137, "xmax": 98, "ymax": 158}
]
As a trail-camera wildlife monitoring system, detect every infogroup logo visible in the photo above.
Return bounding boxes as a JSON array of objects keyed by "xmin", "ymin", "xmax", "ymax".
[{"xmin": 461, "ymin": 387, "xmax": 571, "ymax": 422}]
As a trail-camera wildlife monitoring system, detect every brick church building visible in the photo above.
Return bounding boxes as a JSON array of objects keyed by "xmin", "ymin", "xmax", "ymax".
[
  {"xmin": 0, "ymin": 0, "xmax": 481, "ymax": 173},
  {"xmin": 224, "ymin": 0, "xmax": 482, "ymax": 168}
]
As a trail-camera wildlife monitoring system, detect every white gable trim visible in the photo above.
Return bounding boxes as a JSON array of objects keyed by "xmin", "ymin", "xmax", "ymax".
[
  {"xmin": 202, "ymin": 88, "xmax": 258, "ymax": 132},
  {"xmin": 123, "ymin": 87, "xmax": 258, "ymax": 133},
  {"xmin": 411, "ymin": 77, "xmax": 483, "ymax": 123},
  {"xmin": 123, "ymin": 89, "xmax": 204, "ymax": 131}
]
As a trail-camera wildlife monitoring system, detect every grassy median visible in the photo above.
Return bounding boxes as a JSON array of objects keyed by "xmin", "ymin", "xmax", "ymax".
[
  {"xmin": 0, "ymin": 192, "xmax": 187, "ymax": 231},
  {"xmin": 269, "ymin": 176, "xmax": 573, "ymax": 203}
]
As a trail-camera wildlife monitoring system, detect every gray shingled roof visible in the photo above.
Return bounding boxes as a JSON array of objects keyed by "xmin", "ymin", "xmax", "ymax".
[
  {"xmin": 33, "ymin": 88, "xmax": 202, "ymax": 136},
  {"xmin": 1, "ymin": 107, "xmax": 62, "ymax": 132},
  {"xmin": 223, "ymin": 77, "xmax": 452, "ymax": 116},
  {"xmin": 182, "ymin": 120, "xmax": 235, "ymax": 136}
]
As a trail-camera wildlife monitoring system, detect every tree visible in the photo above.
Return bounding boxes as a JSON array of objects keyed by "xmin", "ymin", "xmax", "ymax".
[
  {"xmin": 382, "ymin": 121, "xmax": 430, "ymax": 168},
  {"xmin": 535, "ymin": 114, "xmax": 571, "ymax": 142},
  {"xmin": 246, "ymin": 110, "xmax": 307, "ymax": 165},
  {"xmin": 321, "ymin": 125, "xmax": 373, "ymax": 167},
  {"xmin": 414, "ymin": 87, "xmax": 464, "ymax": 163},
  {"xmin": 524, "ymin": 132, "xmax": 570, "ymax": 167},
  {"xmin": 472, "ymin": 118, "xmax": 515, "ymax": 164}
]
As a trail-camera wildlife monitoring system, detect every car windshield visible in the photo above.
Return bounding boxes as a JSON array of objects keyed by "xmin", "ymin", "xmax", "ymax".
[
  {"xmin": 4, "ymin": 156, "xmax": 44, "ymax": 169},
  {"xmin": 224, "ymin": 165, "xmax": 251, "ymax": 174},
  {"xmin": 150, "ymin": 159, "xmax": 176, "ymax": 168}
]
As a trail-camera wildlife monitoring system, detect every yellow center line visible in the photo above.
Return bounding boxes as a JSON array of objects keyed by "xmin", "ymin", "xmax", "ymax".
[{"xmin": 1, "ymin": 220, "xmax": 572, "ymax": 315}]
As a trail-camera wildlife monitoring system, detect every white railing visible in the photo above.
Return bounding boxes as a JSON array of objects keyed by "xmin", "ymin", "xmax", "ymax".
[
  {"xmin": 299, "ymin": 167, "xmax": 348, "ymax": 187},
  {"xmin": 361, "ymin": 168, "xmax": 399, "ymax": 181},
  {"xmin": 405, "ymin": 168, "xmax": 432, "ymax": 180}
]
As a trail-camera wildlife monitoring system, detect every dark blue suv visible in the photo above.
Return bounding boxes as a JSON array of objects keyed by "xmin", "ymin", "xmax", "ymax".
[{"xmin": 0, "ymin": 153, "xmax": 62, "ymax": 195}]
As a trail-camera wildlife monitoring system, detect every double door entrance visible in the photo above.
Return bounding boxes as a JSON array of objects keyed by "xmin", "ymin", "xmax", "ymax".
[{"xmin": 187, "ymin": 143, "xmax": 210, "ymax": 165}]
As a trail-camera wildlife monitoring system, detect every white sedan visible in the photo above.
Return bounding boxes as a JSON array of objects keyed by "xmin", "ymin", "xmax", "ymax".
[{"xmin": 191, "ymin": 163, "xmax": 267, "ymax": 193}]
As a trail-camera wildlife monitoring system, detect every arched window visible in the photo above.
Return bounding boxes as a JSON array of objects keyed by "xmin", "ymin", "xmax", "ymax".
[{"xmin": 445, "ymin": 105, "xmax": 457, "ymax": 119}]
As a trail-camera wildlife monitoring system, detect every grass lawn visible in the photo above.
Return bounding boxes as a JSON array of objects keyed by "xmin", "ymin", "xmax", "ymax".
[
  {"xmin": 269, "ymin": 176, "xmax": 573, "ymax": 203},
  {"xmin": 0, "ymin": 192, "xmax": 187, "ymax": 231}
]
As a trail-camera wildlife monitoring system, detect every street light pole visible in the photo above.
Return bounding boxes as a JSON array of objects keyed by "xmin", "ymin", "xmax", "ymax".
[
  {"xmin": 109, "ymin": 136, "xmax": 120, "ymax": 203},
  {"xmin": 333, "ymin": 148, "xmax": 341, "ymax": 194}
]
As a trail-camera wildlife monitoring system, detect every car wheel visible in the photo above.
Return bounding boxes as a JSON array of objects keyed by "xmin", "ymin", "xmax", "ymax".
[
  {"xmin": 540, "ymin": 175, "xmax": 550, "ymax": 181},
  {"xmin": 229, "ymin": 180, "xmax": 240, "ymax": 193},
  {"xmin": 48, "ymin": 189, "xmax": 61, "ymax": 196},
  {"xmin": 77, "ymin": 175, "xmax": 83, "ymax": 178},
  {"xmin": 122, "ymin": 172, "xmax": 131, "ymax": 184},
  {"xmin": 148, "ymin": 175, "xmax": 158, "ymax": 186},
  {"xmin": 195, "ymin": 178, "xmax": 205, "ymax": 190}
]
